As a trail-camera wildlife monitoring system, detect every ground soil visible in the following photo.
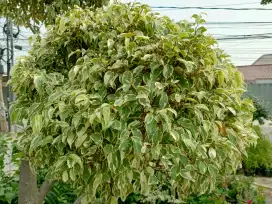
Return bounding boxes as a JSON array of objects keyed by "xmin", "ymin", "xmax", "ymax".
[{"xmin": 254, "ymin": 177, "xmax": 272, "ymax": 203}]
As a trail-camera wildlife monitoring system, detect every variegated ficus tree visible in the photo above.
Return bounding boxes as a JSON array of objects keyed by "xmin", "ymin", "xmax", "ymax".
[
  {"xmin": 0, "ymin": 0, "xmax": 108, "ymax": 33},
  {"xmin": 9, "ymin": 2, "xmax": 258, "ymax": 203}
]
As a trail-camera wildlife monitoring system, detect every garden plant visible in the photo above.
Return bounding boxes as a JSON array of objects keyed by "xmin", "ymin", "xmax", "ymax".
[{"xmin": 9, "ymin": 2, "xmax": 258, "ymax": 203}]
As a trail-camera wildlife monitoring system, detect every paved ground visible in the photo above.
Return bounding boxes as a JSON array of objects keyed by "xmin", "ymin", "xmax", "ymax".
[
  {"xmin": 254, "ymin": 177, "xmax": 272, "ymax": 203},
  {"xmin": 254, "ymin": 119, "xmax": 272, "ymax": 141}
]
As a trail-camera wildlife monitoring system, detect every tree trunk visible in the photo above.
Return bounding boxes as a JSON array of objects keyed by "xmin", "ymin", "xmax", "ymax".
[{"xmin": 18, "ymin": 160, "xmax": 54, "ymax": 204}]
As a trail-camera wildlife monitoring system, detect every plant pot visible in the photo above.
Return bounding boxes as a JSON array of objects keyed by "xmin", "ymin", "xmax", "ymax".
[
  {"xmin": 244, "ymin": 169, "xmax": 255, "ymax": 177},
  {"xmin": 264, "ymin": 169, "xmax": 272, "ymax": 177},
  {"xmin": 256, "ymin": 167, "xmax": 265, "ymax": 176},
  {"xmin": 236, "ymin": 168, "xmax": 244, "ymax": 175}
]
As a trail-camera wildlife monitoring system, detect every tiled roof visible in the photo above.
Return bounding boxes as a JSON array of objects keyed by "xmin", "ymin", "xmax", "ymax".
[
  {"xmin": 237, "ymin": 64, "xmax": 272, "ymax": 82},
  {"xmin": 253, "ymin": 54, "xmax": 272, "ymax": 65}
]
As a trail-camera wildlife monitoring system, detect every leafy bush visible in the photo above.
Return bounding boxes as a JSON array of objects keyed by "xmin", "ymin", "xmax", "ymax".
[
  {"xmin": 250, "ymin": 95, "xmax": 269, "ymax": 124},
  {"xmin": 185, "ymin": 176, "xmax": 265, "ymax": 204},
  {"xmin": 223, "ymin": 176, "xmax": 265, "ymax": 203},
  {"xmin": 44, "ymin": 183, "xmax": 77, "ymax": 204},
  {"xmin": 37, "ymin": 169, "xmax": 77, "ymax": 204},
  {"xmin": 0, "ymin": 134, "xmax": 77, "ymax": 204},
  {"xmin": 9, "ymin": 2, "xmax": 257, "ymax": 203},
  {"xmin": 0, "ymin": 133, "xmax": 20, "ymax": 204},
  {"xmin": 124, "ymin": 176, "xmax": 266, "ymax": 204},
  {"xmin": 243, "ymin": 134, "xmax": 272, "ymax": 172}
]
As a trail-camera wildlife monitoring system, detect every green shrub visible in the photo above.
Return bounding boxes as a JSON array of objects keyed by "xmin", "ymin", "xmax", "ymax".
[
  {"xmin": 9, "ymin": 2, "xmax": 257, "ymax": 203},
  {"xmin": 243, "ymin": 133, "xmax": 272, "ymax": 172},
  {"xmin": 44, "ymin": 183, "xmax": 77, "ymax": 204},
  {"xmin": 0, "ymin": 134, "xmax": 77, "ymax": 204},
  {"xmin": 37, "ymin": 169, "xmax": 77, "ymax": 204},
  {"xmin": 0, "ymin": 133, "xmax": 20, "ymax": 204},
  {"xmin": 249, "ymin": 95, "xmax": 269, "ymax": 124},
  {"xmin": 185, "ymin": 194, "xmax": 226, "ymax": 204},
  {"xmin": 124, "ymin": 176, "xmax": 266, "ymax": 204},
  {"xmin": 186, "ymin": 176, "xmax": 265, "ymax": 204}
]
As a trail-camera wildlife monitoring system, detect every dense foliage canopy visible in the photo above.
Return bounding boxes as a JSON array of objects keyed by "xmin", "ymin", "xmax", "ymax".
[
  {"xmin": 9, "ymin": 3, "xmax": 258, "ymax": 203},
  {"xmin": 0, "ymin": 0, "xmax": 108, "ymax": 32}
]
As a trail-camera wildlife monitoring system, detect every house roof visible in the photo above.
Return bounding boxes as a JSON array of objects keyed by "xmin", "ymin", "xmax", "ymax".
[
  {"xmin": 253, "ymin": 54, "xmax": 272, "ymax": 65},
  {"xmin": 237, "ymin": 64, "xmax": 272, "ymax": 82}
]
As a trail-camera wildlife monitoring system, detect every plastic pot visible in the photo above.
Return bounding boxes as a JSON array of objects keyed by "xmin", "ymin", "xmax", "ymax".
[
  {"xmin": 264, "ymin": 169, "xmax": 272, "ymax": 177},
  {"xmin": 256, "ymin": 167, "xmax": 265, "ymax": 176},
  {"xmin": 244, "ymin": 169, "xmax": 255, "ymax": 177},
  {"xmin": 236, "ymin": 168, "xmax": 244, "ymax": 175}
]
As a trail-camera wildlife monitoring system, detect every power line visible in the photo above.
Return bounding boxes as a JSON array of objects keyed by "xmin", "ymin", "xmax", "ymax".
[
  {"xmin": 213, "ymin": 32, "xmax": 272, "ymax": 36},
  {"xmin": 203, "ymin": 21, "xmax": 272, "ymax": 26},
  {"xmin": 204, "ymin": 22, "xmax": 272, "ymax": 25},
  {"xmin": 214, "ymin": 32, "xmax": 272, "ymax": 40},
  {"xmin": 152, "ymin": 2, "xmax": 261, "ymax": 11},
  {"xmin": 227, "ymin": 48, "xmax": 272, "ymax": 50},
  {"xmin": 204, "ymin": 2, "xmax": 260, "ymax": 7},
  {"xmin": 217, "ymin": 36, "xmax": 272, "ymax": 40},
  {"xmin": 217, "ymin": 32, "xmax": 272, "ymax": 36},
  {"xmin": 151, "ymin": 6, "xmax": 272, "ymax": 11},
  {"xmin": 208, "ymin": 27, "xmax": 272, "ymax": 29}
]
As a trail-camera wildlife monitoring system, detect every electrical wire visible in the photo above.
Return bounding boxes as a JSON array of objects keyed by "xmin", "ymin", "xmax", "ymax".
[
  {"xmin": 217, "ymin": 36, "xmax": 272, "ymax": 40},
  {"xmin": 152, "ymin": 2, "xmax": 261, "ymax": 11},
  {"xmin": 214, "ymin": 32, "xmax": 272, "ymax": 36},
  {"xmin": 204, "ymin": 22, "xmax": 272, "ymax": 25},
  {"xmin": 151, "ymin": 6, "xmax": 272, "ymax": 11},
  {"xmin": 202, "ymin": 2, "xmax": 260, "ymax": 7},
  {"xmin": 208, "ymin": 27, "xmax": 272, "ymax": 29}
]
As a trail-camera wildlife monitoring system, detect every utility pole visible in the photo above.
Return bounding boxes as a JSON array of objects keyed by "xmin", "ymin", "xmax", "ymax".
[
  {"xmin": 6, "ymin": 18, "xmax": 12, "ymax": 132},
  {"xmin": 8, "ymin": 19, "xmax": 15, "ymax": 132},
  {"xmin": 0, "ymin": 63, "xmax": 8, "ymax": 132},
  {"xmin": 10, "ymin": 21, "xmax": 14, "ymax": 67},
  {"xmin": 1, "ymin": 19, "xmax": 20, "ymax": 133}
]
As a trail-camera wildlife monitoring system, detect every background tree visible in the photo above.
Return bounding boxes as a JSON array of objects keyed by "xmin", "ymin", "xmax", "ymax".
[
  {"xmin": 0, "ymin": 0, "xmax": 108, "ymax": 33},
  {"xmin": 261, "ymin": 0, "xmax": 272, "ymax": 4},
  {"xmin": 9, "ymin": 2, "xmax": 258, "ymax": 203}
]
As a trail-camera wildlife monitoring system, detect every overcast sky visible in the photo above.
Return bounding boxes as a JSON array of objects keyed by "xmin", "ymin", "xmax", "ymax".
[{"xmin": 1, "ymin": 0, "xmax": 272, "ymax": 73}]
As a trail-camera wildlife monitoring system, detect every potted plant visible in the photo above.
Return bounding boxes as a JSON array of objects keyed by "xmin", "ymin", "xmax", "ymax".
[
  {"xmin": 255, "ymin": 167, "xmax": 265, "ymax": 176},
  {"xmin": 264, "ymin": 168, "xmax": 272, "ymax": 177},
  {"xmin": 243, "ymin": 134, "xmax": 272, "ymax": 177},
  {"xmin": 256, "ymin": 137, "xmax": 272, "ymax": 177},
  {"xmin": 242, "ymin": 154, "xmax": 258, "ymax": 176}
]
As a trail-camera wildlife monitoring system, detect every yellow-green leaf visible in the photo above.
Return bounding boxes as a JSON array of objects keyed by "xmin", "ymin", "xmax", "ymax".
[
  {"xmin": 30, "ymin": 115, "xmax": 43, "ymax": 134},
  {"xmin": 62, "ymin": 171, "xmax": 69, "ymax": 182}
]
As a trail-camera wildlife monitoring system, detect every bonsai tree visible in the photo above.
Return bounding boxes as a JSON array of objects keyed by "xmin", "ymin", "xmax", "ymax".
[{"xmin": 9, "ymin": 3, "xmax": 257, "ymax": 203}]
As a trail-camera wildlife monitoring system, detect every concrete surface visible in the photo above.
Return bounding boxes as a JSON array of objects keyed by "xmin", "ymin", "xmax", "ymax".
[{"xmin": 254, "ymin": 177, "xmax": 272, "ymax": 203}]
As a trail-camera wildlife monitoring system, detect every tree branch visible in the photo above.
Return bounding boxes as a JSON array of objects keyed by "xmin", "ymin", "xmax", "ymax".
[
  {"xmin": 28, "ymin": 23, "xmax": 40, "ymax": 34},
  {"xmin": 38, "ymin": 180, "xmax": 55, "ymax": 203},
  {"xmin": 73, "ymin": 195, "xmax": 84, "ymax": 204}
]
